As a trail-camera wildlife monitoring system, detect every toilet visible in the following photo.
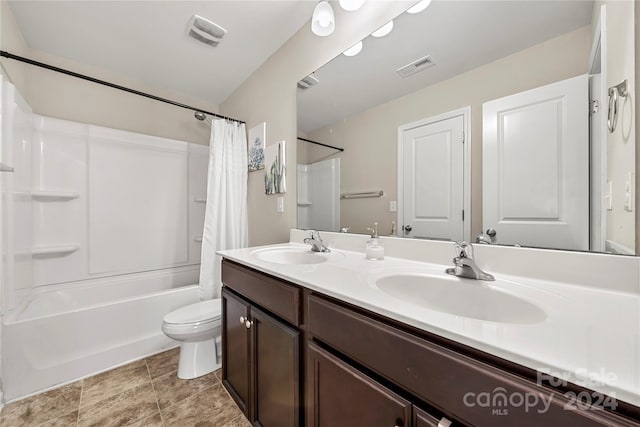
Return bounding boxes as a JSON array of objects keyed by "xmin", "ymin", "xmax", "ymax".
[{"xmin": 162, "ymin": 298, "xmax": 222, "ymax": 379}]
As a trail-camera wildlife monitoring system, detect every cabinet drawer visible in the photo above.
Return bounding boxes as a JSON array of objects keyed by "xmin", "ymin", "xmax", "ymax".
[
  {"xmin": 307, "ymin": 342, "xmax": 411, "ymax": 427},
  {"xmin": 307, "ymin": 294, "xmax": 636, "ymax": 427},
  {"xmin": 222, "ymin": 260, "xmax": 301, "ymax": 326}
]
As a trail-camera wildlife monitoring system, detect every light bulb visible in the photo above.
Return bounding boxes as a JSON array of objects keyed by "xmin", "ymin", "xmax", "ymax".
[
  {"xmin": 371, "ymin": 20, "xmax": 393, "ymax": 38},
  {"xmin": 339, "ymin": 0, "xmax": 366, "ymax": 12},
  {"xmin": 343, "ymin": 41, "xmax": 363, "ymax": 57},
  {"xmin": 311, "ymin": 1, "xmax": 335, "ymax": 36},
  {"xmin": 407, "ymin": 0, "xmax": 432, "ymax": 14}
]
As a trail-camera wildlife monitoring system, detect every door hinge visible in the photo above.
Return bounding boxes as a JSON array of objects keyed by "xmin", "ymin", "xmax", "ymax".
[
  {"xmin": 591, "ymin": 99, "xmax": 599, "ymax": 114},
  {"xmin": 462, "ymin": 209, "xmax": 465, "ymax": 221},
  {"xmin": 461, "ymin": 131, "xmax": 465, "ymax": 144}
]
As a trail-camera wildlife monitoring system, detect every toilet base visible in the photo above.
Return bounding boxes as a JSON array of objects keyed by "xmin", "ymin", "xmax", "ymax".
[{"xmin": 177, "ymin": 336, "xmax": 221, "ymax": 379}]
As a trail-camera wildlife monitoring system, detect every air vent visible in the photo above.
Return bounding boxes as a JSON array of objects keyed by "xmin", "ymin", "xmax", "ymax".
[
  {"xmin": 297, "ymin": 74, "xmax": 319, "ymax": 90},
  {"xmin": 187, "ymin": 14, "xmax": 227, "ymax": 47},
  {"xmin": 396, "ymin": 55, "xmax": 435, "ymax": 78}
]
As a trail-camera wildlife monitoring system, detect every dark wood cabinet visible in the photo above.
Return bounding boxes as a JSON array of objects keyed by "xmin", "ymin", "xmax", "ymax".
[
  {"xmin": 413, "ymin": 407, "xmax": 441, "ymax": 427},
  {"xmin": 222, "ymin": 261, "xmax": 301, "ymax": 427},
  {"xmin": 221, "ymin": 259, "xmax": 640, "ymax": 427},
  {"xmin": 251, "ymin": 306, "xmax": 300, "ymax": 427},
  {"xmin": 307, "ymin": 342, "xmax": 412, "ymax": 427},
  {"xmin": 222, "ymin": 287, "xmax": 250, "ymax": 415},
  {"xmin": 306, "ymin": 292, "xmax": 639, "ymax": 427}
]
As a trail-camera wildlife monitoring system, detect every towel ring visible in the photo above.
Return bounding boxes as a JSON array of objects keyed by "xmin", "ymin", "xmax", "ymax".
[{"xmin": 607, "ymin": 80, "xmax": 629, "ymax": 133}]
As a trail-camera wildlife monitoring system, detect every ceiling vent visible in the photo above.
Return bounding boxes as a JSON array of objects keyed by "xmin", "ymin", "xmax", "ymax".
[
  {"xmin": 297, "ymin": 74, "xmax": 319, "ymax": 90},
  {"xmin": 396, "ymin": 55, "xmax": 435, "ymax": 78},
  {"xmin": 187, "ymin": 14, "xmax": 227, "ymax": 47}
]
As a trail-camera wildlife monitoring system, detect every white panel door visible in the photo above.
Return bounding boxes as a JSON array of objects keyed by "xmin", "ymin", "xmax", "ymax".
[
  {"xmin": 483, "ymin": 74, "xmax": 589, "ymax": 250},
  {"xmin": 401, "ymin": 115, "xmax": 464, "ymax": 241}
]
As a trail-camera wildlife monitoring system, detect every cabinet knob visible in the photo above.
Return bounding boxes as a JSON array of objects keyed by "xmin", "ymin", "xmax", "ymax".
[
  {"xmin": 245, "ymin": 319, "xmax": 253, "ymax": 329},
  {"xmin": 438, "ymin": 417, "xmax": 452, "ymax": 427},
  {"xmin": 240, "ymin": 316, "xmax": 245, "ymax": 324}
]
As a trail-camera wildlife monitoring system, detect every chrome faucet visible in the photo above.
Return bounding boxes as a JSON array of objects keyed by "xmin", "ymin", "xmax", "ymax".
[
  {"xmin": 445, "ymin": 241, "xmax": 494, "ymax": 281},
  {"xmin": 304, "ymin": 231, "xmax": 330, "ymax": 253}
]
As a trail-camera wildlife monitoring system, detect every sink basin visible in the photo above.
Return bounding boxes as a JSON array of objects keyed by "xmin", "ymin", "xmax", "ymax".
[
  {"xmin": 251, "ymin": 247, "xmax": 330, "ymax": 265},
  {"xmin": 373, "ymin": 274, "xmax": 546, "ymax": 324}
]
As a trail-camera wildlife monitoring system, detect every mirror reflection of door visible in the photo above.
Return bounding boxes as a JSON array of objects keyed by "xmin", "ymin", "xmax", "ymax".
[
  {"xmin": 398, "ymin": 108, "xmax": 470, "ymax": 241},
  {"xmin": 482, "ymin": 75, "xmax": 589, "ymax": 251}
]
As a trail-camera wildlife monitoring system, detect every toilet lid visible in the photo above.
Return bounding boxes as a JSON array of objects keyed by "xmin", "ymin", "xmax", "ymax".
[{"xmin": 163, "ymin": 299, "xmax": 221, "ymax": 325}]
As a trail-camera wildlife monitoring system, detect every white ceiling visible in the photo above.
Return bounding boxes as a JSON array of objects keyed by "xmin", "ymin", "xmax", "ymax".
[
  {"xmin": 9, "ymin": 0, "xmax": 318, "ymax": 105},
  {"xmin": 298, "ymin": 0, "xmax": 594, "ymax": 133}
]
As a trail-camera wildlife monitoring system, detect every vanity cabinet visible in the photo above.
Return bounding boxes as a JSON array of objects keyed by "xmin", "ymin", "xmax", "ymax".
[
  {"xmin": 221, "ymin": 260, "xmax": 301, "ymax": 427},
  {"xmin": 306, "ymin": 293, "xmax": 640, "ymax": 427},
  {"xmin": 307, "ymin": 342, "xmax": 413, "ymax": 427},
  {"xmin": 221, "ymin": 259, "xmax": 640, "ymax": 427}
]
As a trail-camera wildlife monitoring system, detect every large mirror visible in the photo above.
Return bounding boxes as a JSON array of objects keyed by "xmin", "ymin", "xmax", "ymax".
[{"xmin": 297, "ymin": 0, "xmax": 637, "ymax": 255}]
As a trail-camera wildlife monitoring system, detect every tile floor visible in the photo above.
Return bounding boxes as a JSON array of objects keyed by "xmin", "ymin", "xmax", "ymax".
[{"xmin": 0, "ymin": 348, "xmax": 251, "ymax": 427}]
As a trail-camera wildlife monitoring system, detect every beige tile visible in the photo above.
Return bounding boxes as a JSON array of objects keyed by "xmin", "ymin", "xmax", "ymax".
[
  {"xmin": 146, "ymin": 348, "xmax": 180, "ymax": 379},
  {"xmin": 161, "ymin": 383, "xmax": 242, "ymax": 427},
  {"xmin": 214, "ymin": 369, "xmax": 222, "ymax": 383},
  {"xmin": 80, "ymin": 360, "xmax": 150, "ymax": 409},
  {"xmin": 153, "ymin": 370, "xmax": 219, "ymax": 410},
  {"xmin": 77, "ymin": 382, "xmax": 159, "ymax": 427},
  {"xmin": 0, "ymin": 382, "xmax": 81, "ymax": 427},
  {"xmin": 220, "ymin": 414, "xmax": 252, "ymax": 427},
  {"xmin": 39, "ymin": 410, "xmax": 78, "ymax": 427},
  {"xmin": 127, "ymin": 412, "xmax": 164, "ymax": 427}
]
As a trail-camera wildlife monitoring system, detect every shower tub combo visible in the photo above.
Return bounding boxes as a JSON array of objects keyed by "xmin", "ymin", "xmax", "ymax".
[{"xmin": 1, "ymin": 82, "xmax": 209, "ymax": 402}]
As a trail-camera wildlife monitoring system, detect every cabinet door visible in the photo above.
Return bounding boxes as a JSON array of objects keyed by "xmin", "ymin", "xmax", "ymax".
[
  {"xmin": 222, "ymin": 288, "xmax": 251, "ymax": 416},
  {"xmin": 307, "ymin": 342, "xmax": 411, "ymax": 427},
  {"xmin": 251, "ymin": 306, "xmax": 300, "ymax": 427},
  {"xmin": 413, "ymin": 407, "xmax": 447, "ymax": 427}
]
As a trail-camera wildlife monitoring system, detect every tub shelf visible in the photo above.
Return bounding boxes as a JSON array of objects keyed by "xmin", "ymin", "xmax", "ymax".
[
  {"xmin": 194, "ymin": 197, "xmax": 207, "ymax": 203},
  {"xmin": 32, "ymin": 244, "xmax": 80, "ymax": 256},
  {"xmin": 15, "ymin": 191, "xmax": 80, "ymax": 201}
]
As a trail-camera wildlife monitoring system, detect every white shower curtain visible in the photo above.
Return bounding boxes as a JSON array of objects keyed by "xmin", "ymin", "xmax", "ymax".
[{"xmin": 199, "ymin": 119, "xmax": 248, "ymax": 300}]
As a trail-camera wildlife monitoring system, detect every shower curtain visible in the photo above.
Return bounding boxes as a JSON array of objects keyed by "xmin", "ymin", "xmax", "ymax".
[{"xmin": 199, "ymin": 119, "xmax": 248, "ymax": 300}]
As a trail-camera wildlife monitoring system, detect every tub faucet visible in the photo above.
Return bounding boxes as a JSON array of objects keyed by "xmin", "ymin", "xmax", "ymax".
[
  {"xmin": 304, "ymin": 230, "xmax": 330, "ymax": 253},
  {"xmin": 445, "ymin": 241, "xmax": 494, "ymax": 281}
]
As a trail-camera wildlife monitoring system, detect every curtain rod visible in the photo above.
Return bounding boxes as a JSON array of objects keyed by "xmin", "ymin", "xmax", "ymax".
[
  {"xmin": 0, "ymin": 50, "xmax": 245, "ymax": 125},
  {"xmin": 297, "ymin": 137, "xmax": 344, "ymax": 152}
]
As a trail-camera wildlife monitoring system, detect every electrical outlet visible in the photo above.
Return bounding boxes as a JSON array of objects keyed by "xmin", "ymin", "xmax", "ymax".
[
  {"xmin": 276, "ymin": 196, "xmax": 284, "ymax": 213},
  {"xmin": 389, "ymin": 201, "xmax": 397, "ymax": 212},
  {"xmin": 624, "ymin": 172, "xmax": 634, "ymax": 212}
]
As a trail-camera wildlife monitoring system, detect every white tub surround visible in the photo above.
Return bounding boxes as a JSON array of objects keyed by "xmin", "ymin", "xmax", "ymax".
[
  {"xmin": 218, "ymin": 229, "xmax": 640, "ymax": 407},
  {"xmin": 1, "ymin": 81, "xmax": 209, "ymax": 402},
  {"xmin": 2, "ymin": 267, "xmax": 200, "ymax": 402}
]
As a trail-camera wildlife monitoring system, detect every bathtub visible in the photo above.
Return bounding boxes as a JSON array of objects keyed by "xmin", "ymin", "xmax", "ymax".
[{"xmin": 1, "ymin": 266, "xmax": 200, "ymax": 402}]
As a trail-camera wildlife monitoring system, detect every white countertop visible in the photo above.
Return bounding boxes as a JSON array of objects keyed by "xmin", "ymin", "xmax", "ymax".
[{"xmin": 218, "ymin": 239, "xmax": 640, "ymax": 407}]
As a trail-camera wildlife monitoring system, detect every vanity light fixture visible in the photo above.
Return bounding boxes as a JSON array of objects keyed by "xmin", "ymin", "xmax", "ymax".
[
  {"xmin": 339, "ymin": 0, "xmax": 366, "ymax": 12},
  {"xmin": 311, "ymin": 1, "xmax": 336, "ymax": 37},
  {"xmin": 406, "ymin": 0, "xmax": 432, "ymax": 14},
  {"xmin": 343, "ymin": 40, "xmax": 363, "ymax": 57},
  {"xmin": 371, "ymin": 20, "xmax": 394, "ymax": 38}
]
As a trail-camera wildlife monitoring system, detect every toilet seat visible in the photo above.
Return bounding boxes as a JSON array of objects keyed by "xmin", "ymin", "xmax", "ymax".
[{"xmin": 163, "ymin": 299, "xmax": 221, "ymax": 327}]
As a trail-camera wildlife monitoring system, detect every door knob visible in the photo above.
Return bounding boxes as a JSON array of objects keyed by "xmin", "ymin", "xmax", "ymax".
[
  {"xmin": 486, "ymin": 228, "xmax": 496, "ymax": 237},
  {"xmin": 403, "ymin": 225, "xmax": 412, "ymax": 232}
]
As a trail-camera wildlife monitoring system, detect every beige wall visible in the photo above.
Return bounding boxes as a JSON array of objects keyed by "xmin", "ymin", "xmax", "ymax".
[
  {"xmin": 599, "ymin": 0, "xmax": 636, "ymax": 252},
  {"xmin": 306, "ymin": 26, "xmax": 591, "ymax": 237},
  {"xmin": 1, "ymin": 2, "xmax": 217, "ymax": 145},
  {"xmin": 221, "ymin": 1, "xmax": 412, "ymax": 246},
  {"xmin": 637, "ymin": 0, "xmax": 640, "ymax": 250}
]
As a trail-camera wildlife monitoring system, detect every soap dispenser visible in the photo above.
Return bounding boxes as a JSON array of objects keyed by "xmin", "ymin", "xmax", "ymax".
[{"xmin": 365, "ymin": 222, "xmax": 384, "ymax": 260}]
